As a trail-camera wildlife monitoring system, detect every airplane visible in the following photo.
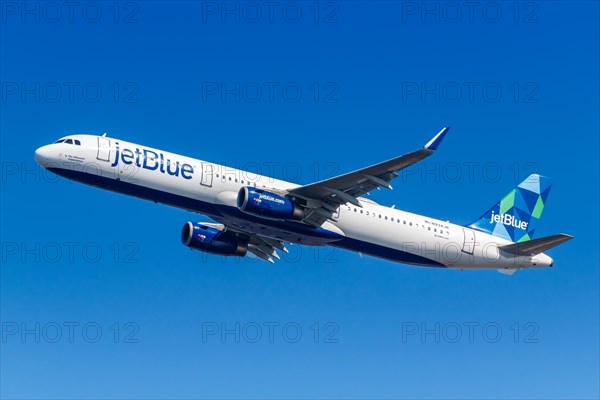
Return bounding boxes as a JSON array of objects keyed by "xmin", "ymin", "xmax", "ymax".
[{"xmin": 34, "ymin": 127, "xmax": 573, "ymax": 274}]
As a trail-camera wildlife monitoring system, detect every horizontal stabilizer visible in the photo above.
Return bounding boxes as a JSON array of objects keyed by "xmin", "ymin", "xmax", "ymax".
[{"xmin": 499, "ymin": 234, "xmax": 573, "ymax": 256}]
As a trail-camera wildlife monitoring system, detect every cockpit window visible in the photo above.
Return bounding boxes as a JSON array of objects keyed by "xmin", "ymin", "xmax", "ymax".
[{"xmin": 53, "ymin": 137, "xmax": 81, "ymax": 145}]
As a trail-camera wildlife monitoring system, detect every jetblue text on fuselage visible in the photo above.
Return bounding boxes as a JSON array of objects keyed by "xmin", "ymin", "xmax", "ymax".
[{"xmin": 111, "ymin": 144, "xmax": 194, "ymax": 179}]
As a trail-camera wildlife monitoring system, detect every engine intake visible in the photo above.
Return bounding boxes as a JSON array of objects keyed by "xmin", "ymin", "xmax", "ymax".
[
  {"xmin": 181, "ymin": 222, "xmax": 247, "ymax": 256},
  {"xmin": 237, "ymin": 187, "xmax": 304, "ymax": 220}
]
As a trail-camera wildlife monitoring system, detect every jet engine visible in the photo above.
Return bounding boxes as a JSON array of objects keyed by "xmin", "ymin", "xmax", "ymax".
[
  {"xmin": 181, "ymin": 222, "xmax": 247, "ymax": 256},
  {"xmin": 237, "ymin": 187, "xmax": 304, "ymax": 220}
]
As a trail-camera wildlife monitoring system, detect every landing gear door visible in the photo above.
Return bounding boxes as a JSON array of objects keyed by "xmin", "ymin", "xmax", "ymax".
[
  {"xmin": 200, "ymin": 163, "xmax": 213, "ymax": 187},
  {"xmin": 97, "ymin": 137, "xmax": 111, "ymax": 162},
  {"xmin": 462, "ymin": 228, "xmax": 476, "ymax": 254}
]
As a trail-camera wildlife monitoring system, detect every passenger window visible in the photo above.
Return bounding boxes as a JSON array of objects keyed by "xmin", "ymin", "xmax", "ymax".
[
  {"xmin": 379, "ymin": 214, "xmax": 382, "ymax": 218},
  {"xmin": 360, "ymin": 210, "xmax": 363, "ymax": 214},
  {"xmin": 409, "ymin": 222, "xmax": 412, "ymax": 226}
]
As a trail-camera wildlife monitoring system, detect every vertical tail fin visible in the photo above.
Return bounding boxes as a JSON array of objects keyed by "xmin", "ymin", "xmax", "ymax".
[{"xmin": 469, "ymin": 174, "xmax": 552, "ymax": 243}]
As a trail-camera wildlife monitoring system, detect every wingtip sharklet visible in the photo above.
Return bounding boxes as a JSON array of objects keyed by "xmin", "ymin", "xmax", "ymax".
[{"xmin": 424, "ymin": 126, "xmax": 450, "ymax": 151}]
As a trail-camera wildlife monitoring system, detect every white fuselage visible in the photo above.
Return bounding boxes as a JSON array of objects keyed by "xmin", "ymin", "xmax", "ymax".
[{"xmin": 34, "ymin": 134, "xmax": 553, "ymax": 270}]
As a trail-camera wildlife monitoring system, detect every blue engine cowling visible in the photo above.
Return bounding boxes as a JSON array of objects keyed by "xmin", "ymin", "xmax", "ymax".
[
  {"xmin": 181, "ymin": 222, "xmax": 247, "ymax": 256},
  {"xmin": 237, "ymin": 187, "xmax": 304, "ymax": 220}
]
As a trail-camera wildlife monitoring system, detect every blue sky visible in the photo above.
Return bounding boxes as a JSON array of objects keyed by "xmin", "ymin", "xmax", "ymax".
[{"xmin": 1, "ymin": 1, "xmax": 598, "ymax": 398}]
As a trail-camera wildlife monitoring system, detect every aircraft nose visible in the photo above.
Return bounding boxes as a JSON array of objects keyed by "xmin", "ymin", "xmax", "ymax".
[{"xmin": 34, "ymin": 145, "xmax": 52, "ymax": 167}]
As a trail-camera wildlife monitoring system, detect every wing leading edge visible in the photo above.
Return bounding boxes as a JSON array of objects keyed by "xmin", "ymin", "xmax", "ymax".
[{"xmin": 288, "ymin": 126, "xmax": 450, "ymax": 224}]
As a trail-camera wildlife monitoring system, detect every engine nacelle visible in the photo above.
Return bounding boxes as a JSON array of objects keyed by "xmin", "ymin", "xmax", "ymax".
[
  {"xmin": 237, "ymin": 187, "xmax": 304, "ymax": 220},
  {"xmin": 181, "ymin": 222, "xmax": 247, "ymax": 256}
]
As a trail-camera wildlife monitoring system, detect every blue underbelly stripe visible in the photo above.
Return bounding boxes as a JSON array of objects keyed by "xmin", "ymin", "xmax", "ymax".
[{"xmin": 48, "ymin": 167, "xmax": 444, "ymax": 267}]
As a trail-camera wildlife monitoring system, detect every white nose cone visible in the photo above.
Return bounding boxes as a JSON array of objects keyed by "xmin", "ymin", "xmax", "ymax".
[{"xmin": 34, "ymin": 145, "xmax": 52, "ymax": 167}]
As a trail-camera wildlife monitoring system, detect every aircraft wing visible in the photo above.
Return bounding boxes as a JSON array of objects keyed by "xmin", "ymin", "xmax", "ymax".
[
  {"xmin": 288, "ymin": 127, "xmax": 450, "ymax": 224},
  {"xmin": 206, "ymin": 223, "xmax": 290, "ymax": 264}
]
